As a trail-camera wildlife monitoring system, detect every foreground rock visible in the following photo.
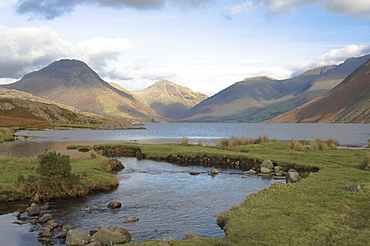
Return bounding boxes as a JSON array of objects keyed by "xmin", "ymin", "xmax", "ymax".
[
  {"xmin": 91, "ymin": 227, "xmax": 131, "ymax": 245},
  {"xmin": 124, "ymin": 216, "xmax": 139, "ymax": 223},
  {"xmin": 286, "ymin": 169, "xmax": 300, "ymax": 183},
  {"xmin": 26, "ymin": 203, "xmax": 41, "ymax": 216},
  {"xmin": 66, "ymin": 229, "xmax": 90, "ymax": 246},
  {"xmin": 210, "ymin": 167, "xmax": 219, "ymax": 175}
]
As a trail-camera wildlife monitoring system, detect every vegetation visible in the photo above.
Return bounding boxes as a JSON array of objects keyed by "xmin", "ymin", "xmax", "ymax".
[
  {"xmin": 0, "ymin": 151, "xmax": 118, "ymax": 202},
  {"xmin": 0, "ymin": 127, "xmax": 15, "ymax": 142},
  {"xmin": 92, "ymin": 141, "xmax": 370, "ymax": 246},
  {"xmin": 217, "ymin": 135, "xmax": 269, "ymax": 149},
  {"xmin": 360, "ymin": 152, "xmax": 370, "ymax": 170},
  {"xmin": 66, "ymin": 145, "xmax": 93, "ymax": 150}
]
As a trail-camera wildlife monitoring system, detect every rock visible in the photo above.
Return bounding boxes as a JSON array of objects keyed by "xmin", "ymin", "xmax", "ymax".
[
  {"xmin": 261, "ymin": 159, "xmax": 274, "ymax": 169},
  {"xmin": 66, "ymin": 229, "xmax": 90, "ymax": 246},
  {"xmin": 108, "ymin": 159, "xmax": 125, "ymax": 172},
  {"xmin": 260, "ymin": 167, "xmax": 272, "ymax": 174},
  {"xmin": 189, "ymin": 172, "xmax": 200, "ymax": 175},
  {"xmin": 124, "ymin": 216, "xmax": 139, "ymax": 223},
  {"xmin": 39, "ymin": 213, "xmax": 53, "ymax": 223},
  {"xmin": 107, "ymin": 200, "xmax": 122, "ymax": 209},
  {"xmin": 210, "ymin": 167, "xmax": 219, "ymax": 174},
  {"xmin": 242, "ymin": 176, "xmax": 249, "ymax": 178},
  {"xmin": 85, "ymin": 242, "xmax": 102, "ymax": 246},
  {"xmin": 275, "ymin": 171, "xmax": 285, "ymax": 176},
  {"xmin": 260, "ymin": 174, "xmax": 273, "ymax": 179},
  {"xmin": 26, "ymin": 203, "xmax": 41, "ymax": 216},
  {"xmin": 274, "ymin": 166, "xmax": 281, "ymax": 172},
  {"xmin": 181, "ymin": 230, "xmax": 203, "ymax": 240},
  {"xmin": 244, "ymin": 169, "xmax": 257, "ymax": 175},
  {"xmin": 344, "ymin": 184, "xmax": 363, "ymax": 192},
  {"xmin": 286, "ymin": 170, "xmax": 300, "ymax": 183},
  {"xmin": 55, "ymin": 230, "xmax": 68, "ymax": 239},
  {"xmin": 90, "ymin": 227, "xmax": 131, "ymax": 245},
  {"xmin": 38, "ymin": 228, "xmax": 52, "ymax": 238},
  {"xmin": 78, "ymin": 147, "xmax": 91, "ymax": 152}
]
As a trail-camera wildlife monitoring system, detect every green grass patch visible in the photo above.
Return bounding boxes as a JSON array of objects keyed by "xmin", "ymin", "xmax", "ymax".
[
  {"xmin": 66, "ymin": 145, "xmax": 92, "ymax": 150},
  {"xmin": 52, "ymin": 123, "xmax": 103, "ymax": 129},
  {"xmin": 0, "ymin": 153, "xmax": 118, "ymax": 202}
]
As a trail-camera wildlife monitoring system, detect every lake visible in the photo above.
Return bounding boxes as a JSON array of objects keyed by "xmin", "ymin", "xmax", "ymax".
[{"xmin": 0, "ymin": 123, "xmax": 368, "ymax": 245}]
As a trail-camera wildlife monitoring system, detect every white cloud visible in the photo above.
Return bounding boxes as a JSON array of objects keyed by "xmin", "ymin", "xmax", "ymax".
[
  {"xmin": 289, "ymin": 44, "xmax": 370, "ymax": 75},
  {"xmin": 0, "ymin": 26, "xmax": 136, "ymax": 79},
  {"xmin": 231, "ymin": 0, "xmax": 370, "ymax": 19}
]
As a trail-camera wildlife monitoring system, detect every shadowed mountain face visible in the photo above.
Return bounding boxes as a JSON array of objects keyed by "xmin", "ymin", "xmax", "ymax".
[
  {"xmin": 179, "ymin": 54, "xmax": 370, "ymax": 122},
  {"xmin": 266, "ymin": 58, "xmax": 370, "ymax": 123},
  {"xmin": 134, "ymin": 80, "xmax": 208, "ymax": 119},
  {"xmin": 1, "ymin": 59, "xmax": 163, "ymax": 122}
]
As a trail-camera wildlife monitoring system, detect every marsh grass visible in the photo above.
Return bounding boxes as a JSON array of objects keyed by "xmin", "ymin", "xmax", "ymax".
[
  {"xmin": 360, "ymin": 152, "xmax": 370, "ymax": 170},
  {"xmin": 290, "ymin": 140, "xmax": 304, "ymax": 151},
  {"xmin": 0, "ymin": 127, "xmax": 15, "ymax": 142},
  {"xmin": 309, "ymin": 139, "xmax": 339, "ymax": 150},
  {"xmin": 180, "ymin": 137, "xmax": 189, "ymax": 145},
  {"xmin": 66, "ymin": 145, "xmax": 92, "ymax": 150},
  {"xmin": 217, "ymin": 135, "xmax": 268, "ymax": 149}
]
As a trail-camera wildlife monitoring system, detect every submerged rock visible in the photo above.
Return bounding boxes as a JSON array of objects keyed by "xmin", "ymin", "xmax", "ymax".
[{"xmin": 124, "ymin": 216, "xmax": 139, "ymax": 223}]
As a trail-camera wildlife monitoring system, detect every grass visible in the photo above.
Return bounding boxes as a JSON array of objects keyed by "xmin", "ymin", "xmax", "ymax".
[
  {"xmin": 0, "ymin": 152, "xmax": 118, "ymax": 202},
  {"xmin": 52, "ymin": 123, "xmax": 103, "ymax": 129},
  {"xmin": 94, "ymin": 141, "xmax": 370, "ymax": 246},
  {"xmin": 66, "ymin": 145, "xmax": 92, "ymax": 150},
  {"xmin": 0, "ymin": 127, "xmax": 15, "ymax": 142}
]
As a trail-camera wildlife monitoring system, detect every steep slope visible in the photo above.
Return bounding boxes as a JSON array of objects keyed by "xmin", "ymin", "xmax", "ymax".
[
  {"xmin": 1, "ymin": 59, "xmax": 163, "ymax": 122},
  {"xmin": 134, "ymin": 80, "xmax": 208, "ymax": 119},
  {"xmin": 180, "ymin": 54, "xmax": 370, "ymax": 122},
  {"xmin": 266, "ymin": 59, "xmax": 370, "ymax": 123}
]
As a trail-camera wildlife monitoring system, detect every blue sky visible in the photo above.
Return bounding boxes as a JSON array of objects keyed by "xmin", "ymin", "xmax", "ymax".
[{"xmin": 1, "ymin": 0, "xmax": 370, "ymax": 95}]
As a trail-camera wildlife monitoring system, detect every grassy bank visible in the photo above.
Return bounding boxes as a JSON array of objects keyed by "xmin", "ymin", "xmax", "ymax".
[
  {"xmin": 0, "ymin": 128, "xmax": 15, "ymax": 143},
  {"xmin": 92, "ymin": 141, "xmax": 369, "ymax": 246},
  {"xmin": 0, "ymin": 153, "xmax": 118, "ymax": 202}
]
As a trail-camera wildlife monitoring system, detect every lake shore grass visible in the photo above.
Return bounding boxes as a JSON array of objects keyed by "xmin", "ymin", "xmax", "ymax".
[
  {"xmin": 91, "ymin": 141, "xmax": 370, "ymax": 246},
  {"xmin": 0, "ymin": 153, "xmax": 118, "ymax": 202}
]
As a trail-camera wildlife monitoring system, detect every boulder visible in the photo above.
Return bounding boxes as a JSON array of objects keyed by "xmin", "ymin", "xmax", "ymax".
[
  {"xmin": 26, "ymin": 203, "xmax": 41, "ymax": 216},
  {"xmin": 261, "ymin": 159, "xmax": 274, "ymax": 169},
  {"xmin": 274, "ymin": 166, "xmax": 281, "ymax": 173},
  {"xmin": 286, "ymin": 170, "xmax": 300, "ymax": 183},
  {"xmin": 85, "ymin": 243, "xmax": 102, "ymax": 246},
  {"xmin": 260, "ymin": 167, "xmax": 272, "ymax": 174},
  {"xmin": 107, "ymin": 201, "xmax": 122, "ymax": 209},
  {"xmin": 244, "ymin": 169, "xmax": 257, "ymax": 175},
  {"xmin": 90, "ymin": 227, "xmax": 131, "ymax": 245},
  {"xmin": 55, "ymin": 230, "xmax": 68, "ymax": 239},
  {"xmin": 124, "ymin": 216, "xmax": 139, "ymax": 223},
  {"xmin": 66, "ymin": 229, "xmax": 90, "ymax": 246},
  {"xmin": 344, "ymin": 184, "xmax": 363, "ymax": 192},
  {"xmin": 181, "ymin": 230, "xmax": 203, "ymax": 240},
  {"xmin": 275, "ymin": 171, "xmax": 285, "ymax": 176},
  {"xmin": 39, "ymin": 213, "xmax": 53, "ymax": 223},
  {"xmin": 210, "ymin": 167, "xmax": 219, "ymax": 175}
]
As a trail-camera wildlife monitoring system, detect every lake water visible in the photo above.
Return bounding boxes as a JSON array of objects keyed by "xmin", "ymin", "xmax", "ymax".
[
  {"xmin": 1, "ymin": 123, "xmax": 369, "ymax": 158},
  {"xmin": 0, "ymin": 123, "xmax": 368, "ymax": 245}
]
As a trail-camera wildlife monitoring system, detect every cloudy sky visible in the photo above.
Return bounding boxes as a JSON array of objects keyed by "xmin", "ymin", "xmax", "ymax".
[{"xmin": 1, "ymin": 0, "xmax": 370, "ymax": 95}]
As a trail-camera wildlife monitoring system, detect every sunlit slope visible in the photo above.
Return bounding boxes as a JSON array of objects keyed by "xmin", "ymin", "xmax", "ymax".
[
  {"xmin": 2, "ymin": 59, "xmax": 164, "ymax": 122},
  {"xmin": 180, "ymin": 54, "xmax": 370, "ymax": 122},
  {"xmin": 134, "ymin": 80, "xmax": 208, "ymax": 119},
  {"xmin": 267, "ymin": 58, "xmax": 370, "ymax": 123}
]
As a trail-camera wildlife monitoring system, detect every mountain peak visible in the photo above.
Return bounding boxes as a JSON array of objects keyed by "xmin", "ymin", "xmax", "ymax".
[{"xmin": 242, "ymin": 76, "xmax": 276, "ymax": 82}]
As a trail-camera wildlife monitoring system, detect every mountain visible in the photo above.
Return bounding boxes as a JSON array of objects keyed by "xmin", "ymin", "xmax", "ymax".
[
  {"xmin": 266, "ymin": 58, "xmax": 370, "ymax": 123},
  {"xmin": 180, "ymin": 54, "xmax": 370, "ymax": 122},
  {"xmin": 1, "ymin": 59, "xmax": 164, "ymax": 122},
  {"xmin": 0, "ymin": 88, "xmax": 137, "ymax": 129},
  {"xmin": 134, "ymin": 80, "xmax": 208, "ymax": 119}
]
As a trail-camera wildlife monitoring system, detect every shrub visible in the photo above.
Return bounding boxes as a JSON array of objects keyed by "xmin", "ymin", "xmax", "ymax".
[
  {"xmin": 360, "ymin": 152, "xmax": 370, "ymax": 170},
  {"xmin": 290, "ymin": 140, "xmax": 304, "ymax": 151},
  {"xmin": 325, "ymin": 138, "xmax": 340, "ymax": 149},
  {"xmin": 37, "ymin": 151, "xmax": 72, "ymax": 177}
]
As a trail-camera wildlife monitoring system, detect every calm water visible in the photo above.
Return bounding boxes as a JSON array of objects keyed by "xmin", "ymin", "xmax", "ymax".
[
  {"xmin": 1, "ymin": 123, "xmax": 369, "ymax": 158},
  {"xmin": 0, "ymin": 123, "xmax": 368, "ymax": 245}
]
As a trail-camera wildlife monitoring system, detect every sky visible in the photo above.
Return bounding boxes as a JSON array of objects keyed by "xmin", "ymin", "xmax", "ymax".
[{"xmin": 1, "ymin": 0, "xmax": 370, "ymax": 95}]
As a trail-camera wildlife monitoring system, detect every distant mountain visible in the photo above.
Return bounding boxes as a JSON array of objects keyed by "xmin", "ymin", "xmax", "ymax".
[
  {"xmin": 1, "ymin": 59, "xmax": 164, "ymax": 122},
  {"xmin": 134, "ymin": 80, "xmax": 208, "ymax": 119},
  {"xmin": 266, "ymin": 58, "xmax": 370, "ymax": 123},
  {"xmin": 180, "ymin": 54, "xmax": 370, "ymax": 122},
  {"xmin": 0, "ymin": 88, "xmax": 136, "ymax": 129}
]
